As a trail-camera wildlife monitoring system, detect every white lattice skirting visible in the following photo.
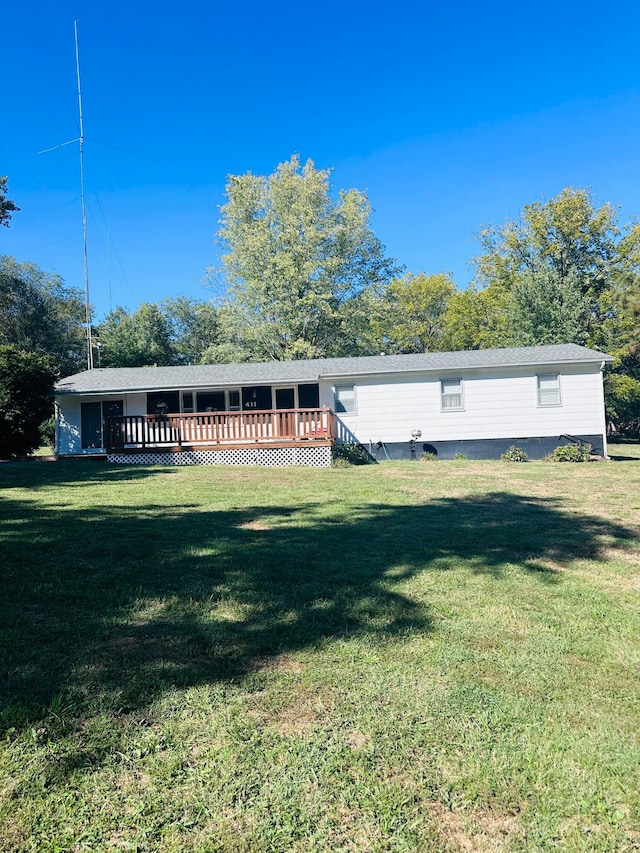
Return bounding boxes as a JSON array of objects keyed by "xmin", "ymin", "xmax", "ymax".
[{"xmin": 108, "ymin": 445, "xmax": 332, "ymax": 467}]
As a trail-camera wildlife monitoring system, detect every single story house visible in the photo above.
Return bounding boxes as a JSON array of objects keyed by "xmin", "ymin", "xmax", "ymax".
[{"xmin": 54, "ymin": 343, "xmax": 613, "ymax": 466}]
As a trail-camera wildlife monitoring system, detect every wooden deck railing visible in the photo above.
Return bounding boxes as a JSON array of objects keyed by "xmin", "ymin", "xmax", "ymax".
[{"xmin": 105, "ymin": 408, "xmax": 335, "ymax": 451}]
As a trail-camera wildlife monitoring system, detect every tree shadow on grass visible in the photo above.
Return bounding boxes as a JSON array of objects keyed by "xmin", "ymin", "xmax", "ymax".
[
  {"xmin": 0, "ymin": 465, "xmax": 636, "ymax": 780},
  {"xmin": 0, "ymin": 458, "xmax": 177, "ymax": 490}
]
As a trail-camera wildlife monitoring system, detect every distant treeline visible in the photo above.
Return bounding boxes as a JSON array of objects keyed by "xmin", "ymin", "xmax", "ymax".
[{"xmin": 1, "ymin": 158, "xmax": 639, "ymax": 435}]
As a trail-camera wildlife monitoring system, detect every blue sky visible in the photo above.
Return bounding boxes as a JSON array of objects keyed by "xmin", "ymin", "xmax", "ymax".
[{"xmin": 3, "ymin": 0, "xmax": 639, "ymax": 320}]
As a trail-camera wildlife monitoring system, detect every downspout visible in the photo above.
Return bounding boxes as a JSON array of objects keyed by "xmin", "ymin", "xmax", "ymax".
[
  {"xmin": 54, "ymin": 400, "xmax": 60, "ymax": 456},
  {"xmin": 599, "ymin": 360, "xmax": 609, "ymax": 459}
]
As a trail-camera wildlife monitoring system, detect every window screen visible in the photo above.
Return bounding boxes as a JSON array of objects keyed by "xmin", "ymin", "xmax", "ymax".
[
  {"xmin": 537, "ymin": 375, "xmax": 560, "ymax": 406},
  {"xmin": 441, "ymin": 379, "xmax": 463, "ymax": 410},
  {"xmin": 335, "ymin": 385, "xmax": 356, "ymax": 414},
  {"xmin": 298, "ymin": 383, "xmax": 320, "ymax": 408}
]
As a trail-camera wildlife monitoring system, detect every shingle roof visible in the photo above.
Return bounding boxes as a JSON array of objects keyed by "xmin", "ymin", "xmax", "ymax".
[{"xmin": 55, "ymin": 344, "xmax": 613, "ymax": 395}]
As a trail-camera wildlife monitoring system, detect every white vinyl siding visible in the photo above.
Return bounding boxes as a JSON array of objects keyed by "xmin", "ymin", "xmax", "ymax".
[
  {"xmin": 335, "ymin": 384, "xmax": 356, "ymax": 414},
  {"xmin": 537, "ymin": 374, "xmax": 561, "ymax": 406},
  {"xmin": 441, "ymin": 379, "xmax": 463, "ymax": 411},
  {"xmin": 318, "ymin": 365, "xmax": 605, "ymax": 444}
]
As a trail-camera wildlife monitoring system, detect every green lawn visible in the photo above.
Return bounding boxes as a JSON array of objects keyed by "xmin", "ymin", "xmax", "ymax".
[{"xmin": 1, "ymin": 453, "xmax": 639, "ymax": 852}]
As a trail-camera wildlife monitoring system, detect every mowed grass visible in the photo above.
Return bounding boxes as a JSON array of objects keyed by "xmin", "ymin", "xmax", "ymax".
[{"xmin": 0, "ymin": 450, "xmax": 639, "ymax": 852}]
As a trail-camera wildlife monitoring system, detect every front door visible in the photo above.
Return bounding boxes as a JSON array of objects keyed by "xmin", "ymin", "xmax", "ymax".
[
  {"xmin": 81, "ymin": 402, "xmax": 102, "ymax": 449},
  {"xmin": 103, "ymin": 400, "xmax": 124, "ymax": 449},
  {"xmin": 274, "ymin": 387, "xmax": 296, "ymax": 438},
  {"xmin": 81, "ymin": 400, "xmax": 124, "ymax": 449}
]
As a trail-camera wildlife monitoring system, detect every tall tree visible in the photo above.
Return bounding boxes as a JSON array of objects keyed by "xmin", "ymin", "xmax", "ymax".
[
  {"xmin": 0, "ymin": 256, "xmax": 86, "ymax": 375},
  {"xmin": 0, "ymin": 345, "xmax": 56, "ymax": 458},
  {"xmin": 199, "ymin": 303, "xmax": 253, "ymax": 364},
  {"xmin": 161, "ymin": 297, "xmax": 221, "ymax": 364},
  {"xmin": 473, "ymin": 187, "xmax": 639, "ymax": 344},
  {"xmin": 0, "ymin": 177, "xmax": 19, "ymax": 227},
  {"xmin": 475, "ymin": 188, "xmax": 620, "ymax": 294},
  {"xmin": 377, "ymin": 273, "xmax": 456, "ymax": 353},
  {"xmin": 506, "ymin": 266, "xmax": 590, "ymax": 346},
  {"xmin": 216, "ymin": 155, "xmax": 401, "ymax": 360},
  {"xmin": 97, "ymin": 303, "xmax": 176, "ymax": 367},
  {"xmin": 440, "ymin": 284, "xmax": 511, "ymax": 351}
]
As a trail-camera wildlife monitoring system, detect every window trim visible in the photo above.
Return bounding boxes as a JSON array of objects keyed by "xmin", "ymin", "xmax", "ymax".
[
  {"xmin": 274, "ymin": 385, "xmax": 297, "ymax": 410},
  {"xmin": 440, "ymin": 378, "xmax": 464, "ymax": 412},
  {"xmin": 227, "ymin": 389, "xmax": 242, "ymax": 411},
  {"xmin": 537, "ymin": 374, "xmax": 562, "ymax": 407},
  {"xmin": 334, "ymin": 383, "xmax": 356, "ymax": 415}
]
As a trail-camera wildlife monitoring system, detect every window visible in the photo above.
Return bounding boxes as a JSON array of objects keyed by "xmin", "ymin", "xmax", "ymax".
[
  {"xmin": 335, "ymin": 384, "xmax": 356, "ymax": 414},
  {"xmin": 197, "ymin": 391, "xmax": 226, "ymax": 412},
  {"xmin": 147, "ymin": 391, "xmax": 179, "ymax": 415},
  {"xmin": 182, "ymin": 392, "xmax": 194, "ymax": 413},
  {"xmin": 242, "ymin": 386, "xmax": 272, "ymax": 410},
  {"xmin": 298, "ymin": 383, "xmax": 320, "ymax": 408},
  {"xmin": 275, "ymin": 387, "xmax": 296, "ymax": 410},
  {"xmin": 537, "ymin": 374, "xmax": 561, "ymax": 406},
  {"xmin": 440, "ymin": 379, "xmax": 463, "ymax": 411}
]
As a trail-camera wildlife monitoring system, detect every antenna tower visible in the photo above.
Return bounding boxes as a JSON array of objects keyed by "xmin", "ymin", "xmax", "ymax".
[{"xmin": 74, "ymin": 21, "xmax": 94, "ymax": 370}]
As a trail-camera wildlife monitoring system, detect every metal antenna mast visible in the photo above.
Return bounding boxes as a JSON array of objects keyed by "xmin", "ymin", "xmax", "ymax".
[
  {"xmin": 74, "ymin": 21, "xmax": 94, "ymax": 370},
  {"xmin": 38, "ymin": 22, "xmax": 96, "ymax": 370}
]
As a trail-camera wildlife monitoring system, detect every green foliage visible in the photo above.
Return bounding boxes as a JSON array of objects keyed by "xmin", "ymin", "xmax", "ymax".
[
  {"xmin": 161, "ymin": 297, "xmax": 220, "ymax": 365},
  {"xmin": 96, "ymin": 299, "xmax": 235, "ymax": 368},
  {"xmin": 473, "ymin": 187, "xmax": 640, "ymax": 348},
  {"xmin": 39, "ymin": 416, "xmax": 56, "ymax": 450},
  {"xmin": 605, "ymin": 373, "xmax": 640, "ymax": 438},
  {"xmin": 98, "ymin": 303, "xmax": 177, "ymax": 367},
  {"xmin": 453, "ymin": 452, "xmax": 467, "ymax": 460},
  {"xmin": 440, "ymin": 284, "xmax": 511, "ymax": 350},
  {"xmin": 500, "ymin": 445, "xmax": 529, "ymax": 462},
  {"xmin": 507, "ymin": 265, "xmax": 590, "ymax": 346},
  {"xmin": 0, "ymin": 255, "xmax": 86, "ymax": 375},
  {"xmin": 475, "ymin": 187, "xmax": 621, "ymax": 296},
  {"xmin": 215, "ymin": 154, "xmax": 401, "ymax": 361},
  {"xmin": 421, "ymin": 451, "xmax": 438, "ymax": 461},
  {"xmin": 376, "ymin": 272, "xmax": 456, "ymax": 353},
  {"xmin": 0, "ymin": 176, "xmax": 19, "ymax": 227},
  {"xmin": 617, "ymin": 345, "xmax": 640, "ymax": 380},
  {"xmin": 0, "ymin": 345, "xmax": 56, "ymax": 458},
  {"xmin": 330, "ymin": 455, "xmax": 352, "ymax": 468},
  {"xmin": 547, "ymin": 443, "xmax": 592, "ymax": 462},
  {"xmin": 331, "ymin": 442, "xmax": 373, "ymax": 466}
]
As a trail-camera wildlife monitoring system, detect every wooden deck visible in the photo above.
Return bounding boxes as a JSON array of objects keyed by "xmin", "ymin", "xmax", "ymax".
[{"xmin": 105, "ymin": 408, "xmax": 335, "ymax": 453}]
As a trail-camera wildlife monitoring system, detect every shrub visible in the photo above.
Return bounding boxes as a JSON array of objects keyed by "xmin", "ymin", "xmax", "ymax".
[
  {"xmin": 501, "ymin": 445, "xmax": 528, "ymax": 462},
  {"xmin": 421, "ymin": 451, "xmax": 438, "ymax": 462},
  {"xmin": 39, "ymin": 416, "xmax": 56, "ymax": 450},
  {"xmin": 548, "ymin": 443, "xmax": 591, "ymax": 462},
  {"xmin": 0, "ymin": 345, "xmax": 56, "ymax": 458},
  {"xmin": 453, "ymin": 452, "xmax": 467, "ymax": 460},
  {"xmin": 332, "ymin": 442, "xmax": 373, "ymax": 466},
  {"xmin": 331, "ymin": 456, "xmax": 352, "ymax": 469},
  {"xmin": 605, "ymin": 373, "xmax": 640, "ymax": 438}
]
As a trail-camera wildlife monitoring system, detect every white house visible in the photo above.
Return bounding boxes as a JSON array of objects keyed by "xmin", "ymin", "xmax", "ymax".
[{"xmin": 54, "ymin": 343, "xmax": 613, "ymax": 466}]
